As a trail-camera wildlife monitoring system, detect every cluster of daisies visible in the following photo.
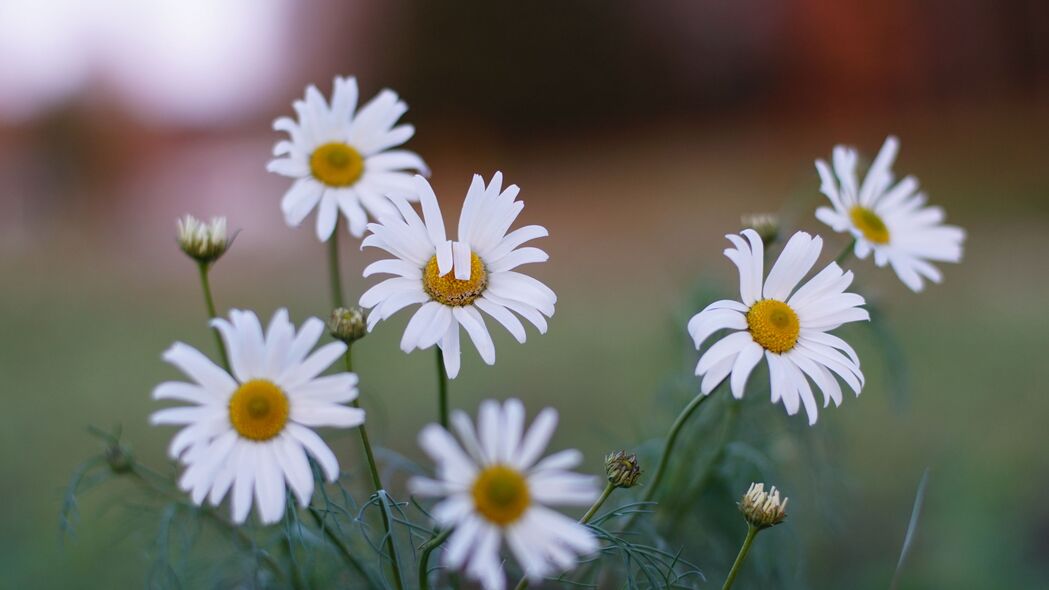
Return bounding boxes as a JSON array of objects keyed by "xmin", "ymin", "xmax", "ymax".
[{"xmin": 153, "ymin": 76, "xmax": 965, "ymax": 589}]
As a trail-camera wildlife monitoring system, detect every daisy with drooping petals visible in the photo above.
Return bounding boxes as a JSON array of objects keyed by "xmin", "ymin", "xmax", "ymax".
[
  {"xmin": 150, "ymin": 309, "xmax": 364, "ymax": 524},
  {"xmin": 267, "ymin": 76, "xmax": 429, "ymax": 240},
  {"xmin": 360, "ymin": 173, "xmax": 555, "ymax": 378},
  {"xmin": 687, "ymin": 230, "xmax": 869, "ymax": 424},
  {"xmin": 815, "ymin": 136, "xmax": 966, "ymax": 291},
  {"xmin": 410, "ymin": 399, "xmax": 599, "ymax": 590}
]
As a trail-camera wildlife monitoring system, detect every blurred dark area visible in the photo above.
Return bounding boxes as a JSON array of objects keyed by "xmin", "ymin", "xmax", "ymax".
[{"xmin": 1, "ymin": 1, "xmax": 1048, "ymax": 588}]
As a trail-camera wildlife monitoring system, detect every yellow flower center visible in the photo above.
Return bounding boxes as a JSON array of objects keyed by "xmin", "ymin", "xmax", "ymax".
[
  {"xmin": 471, "ymin": 464, "xmax": 531, "ymax": 526},
  {"xmin": 422, "ymin": 253, "xmax": 488, "ymax": 306},
  {"xmin": 310, "ymin": 142, "xmax": 364, "ymax": 187},
  {"xmin": 228, "ymin": 379, "xmax": 290, "ymax": 441},
  {"xmin": 746, "ymin": 299, "xmax": 800, "ymax": 354},
  {"xmin": 849, "ymin": 206, "xmax": 890, "ymax": 244}
]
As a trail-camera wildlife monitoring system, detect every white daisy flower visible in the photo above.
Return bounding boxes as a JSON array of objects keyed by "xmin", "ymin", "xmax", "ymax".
[
  {"xmin": 359, "ymin": 173, "xmax": 555, "ymax": 379},
  {"xmin": 815, "ymin": 136, "xmax": 966, "ymax": 291},
  {"xmin": 410, "ymin": 399, "xmax": 599, "ymax": 590},
  {"xmin": 267, "ymin": 76, "xmax": 429, "ymax": 241},
  {"xmin": 150, "ymin": 309, "xmax": 364, "ymax": 524},
  {"xmin": 687, "ymin": 230, "xmax": 869, "ymax": 424}
]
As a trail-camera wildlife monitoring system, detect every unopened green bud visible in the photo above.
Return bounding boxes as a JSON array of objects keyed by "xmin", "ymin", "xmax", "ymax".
[
  {"xmin": 741, "ymin": 213, "xmax": 780, "ymax": 247},
  {"xmin": 604, "ymin": 450, "xmax": 642, "ymax": 488},
  {"xmin": 177, "ymin": 215, "xmax": 231, "ymax": 265},
  {"xmin": 329, "ymin": 307, "xmax": 368, "ymax": 343},
  {"xmin": 105, "ymin": 442, "xmax": 133, "ymax": 474},
  {"xmin": 739, "ymin": 482, "xmax": 788, "ymax": 529}
]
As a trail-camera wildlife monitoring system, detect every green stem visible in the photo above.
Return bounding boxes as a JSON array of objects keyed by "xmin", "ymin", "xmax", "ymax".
[
  {"xmin": 418, "ymin": 528, "xmax": 453, "ymax": 590},
  {"xmin": 580, "ymin": 481, "xmax": 616, "ymax": 524},
  {"xmin": 436, "ymin": 348, "xmax": 449, "ymax": 429},
  {"xmin": 344, "ymin": 348, "xmax": 404, "ymax": 590},
  {"xmin": 283, "ymin": 508, "xmax": 307, "ymax": 590},
  {"xmin": 514, "ymin": 482, "xmax": 618, "ymax": 590},
  {"xmin": 722, "ymin": 525, "xmax": 759, "ymax": 590},
  {"xmin": 834, "ymin": 238, "xmax": 856, "ymax": 266},
  {"xmin": 197, "ymin": 262, "xmax": 229, "ymax": 370},
  {"xmin": 641, "ymin": 384, "xmax": 722, "ymax": 505},
  {"xmin": 328, "ymin": 218, "xmax": 345, "ymax": 308}
]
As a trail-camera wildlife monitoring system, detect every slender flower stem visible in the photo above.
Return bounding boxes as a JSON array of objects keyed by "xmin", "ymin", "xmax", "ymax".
[
  {"xmin": 834, "ymin": 238, "xmax": 856, "ymax": 266},
  {"xmin": 513, "ymin": 481, "xmax": 619, "ymax": 590},
  {"xmin": 436, "ymin": 348, "xmax": 449, "ymax": 429},
  {"xmin": 196, "ymin": 262, "xmax": 229, "ymax": 369},
  {"xmin": 344, "ymin": 348, "xmax": 404, "ymax": 590},
  {"xmin": 580, "ymin": 481, "xmax": 616, "ymax": 524},
  {"xmin": 641, "ymin": 384, "xmax": 723, "ymax": 505},
  {"xmin": 328, "ymin": 218, "xmax": 345, "ymax": 308},
  {"xmin": 722, "ymin": 525, "xmax": 759, "ymax": 590},
  {"xmin": 418, "ymin": 527, "xmax": 453, "ymax": 590}
]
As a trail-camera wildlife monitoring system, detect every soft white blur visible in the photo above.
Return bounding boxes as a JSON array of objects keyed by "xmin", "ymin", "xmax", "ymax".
[{"xmin": 0, "ymin": 0, "xmax": 294, "ymax": 125}]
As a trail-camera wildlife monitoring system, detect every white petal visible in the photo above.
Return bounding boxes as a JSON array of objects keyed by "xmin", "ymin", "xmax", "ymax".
[
  {"xmin": 274, "ymin": 434, "xmax": 314, "ymax": 507},
  {"xmin": 254, "ymin": 444, "xmax": 286, "ymax": 524},
  {"xmin": 231, "ymin": 443, "xmax": 257, "ymax": 523},
  {"xmin": 514, "ymin": 408, "xmax": 557, "ymax": 470},
  {"xmin": 152, "ymin": 381, "xmax": 219, "ymax": 406},
  {"xmin": 415, "ymin": 175, "xmax": 447, "ymax": 245},
  {"xmin": 281, "ymin": 178, "xmax": 324, "ymax": 227},
  {"xmin": 162, "ymin": 342, "xmax": 236, "ymax": 396},
  {"xmin": 440, "ymin": 325, "xmax": 462, "ymax": 379},
  {"xmin": 286, "ymin": 423, "xmax": 340, "ymax": 482},
  {"xmin": 291, "ymin": 402, "xmax": 365, "ymax": 428},
  {"xmin": 696, "ymin": 331, "xmax": 751, "ymax": 375},
  {"xmin": 687, "ymin": 308, "xmax": 747, "ymax": 350},
  {"xmin": 315, "ymin": 193, "xmax": 339, "ymax": 241},
  {"xmin": 763, "ymin": 232, "xmax": 822, "ymax": 301},
  {"xmin": 453, "ymin": 306, "xmax": 496, "ymax": 365},
  {"xmin": 729, "ymin": 341, "xmax": 764, "ymax": 399},
  {"xmin": 474, "ymin": 297, "xmax": 527, "ymax": 343}
]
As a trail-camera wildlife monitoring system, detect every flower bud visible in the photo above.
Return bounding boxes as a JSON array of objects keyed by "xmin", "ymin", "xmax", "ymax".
[
  {"xmin": 328, "ymin": 306, "xmax": 368, "ymax": 343},
  {"xmin": 604, "ymin": 450, "xmax": 642, "ymax": 488},
  {"xmin": 738, "ymin": 482, "xmax": 788, "ymax": 529},
  {"xmin": 177, "ymin": 215, "xmax": 231, "ymax": 265},
  {"xmin": 741, "ymin": 213, "xmax": 780, "ymax": 247},
  {"xmin": 105, "ymin": 442, "xmax": 133, "ymax": 474}
]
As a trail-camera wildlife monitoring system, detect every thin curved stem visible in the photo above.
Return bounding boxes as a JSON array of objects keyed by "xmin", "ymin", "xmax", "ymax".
[
  {"xmin": 722, "ymin": 525, "xmax": 759, "ymax": 590},
  {"xmin": 418, "ymin": 527, "xmax": 453, "ymax": 590},
  {"xmin": 344, "ymin": 348, "xmax": 404, "ymax": 590},
  {"xmin": 580, "ymin": 481, "xmax": 616, "ymax": 524},
  {"xmin": 834, "ymin": 238, "xmax": 856, "ymax": 266},
  {"xmin": 196, "ymin": 262, "xmax": 229, "ymax": 370},
  {"xmin": 436, "ymin": 348, "xmax": 449, "ymax": 429},
  {"xmin": 641, "ymin": 384, "xmax": 722, "ymax": 505},
  {"xmin": 328, "ymin": 218, "xmax": 345, "ymax": 308}
]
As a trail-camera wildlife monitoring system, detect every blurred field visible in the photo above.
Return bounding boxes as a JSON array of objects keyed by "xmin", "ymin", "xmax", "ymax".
[
  {"xmin": 1, "ymin": 101, "xmax": 1048, "ymax": 588},
  {"xmin": 3, "ymin": 1, "xmax": 1049, "ymax": 586}
]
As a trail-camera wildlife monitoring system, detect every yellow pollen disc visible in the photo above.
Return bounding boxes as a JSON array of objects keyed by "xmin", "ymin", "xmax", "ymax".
[
  {"xmin": 228, "ymin": 379, "xmax": 290, "ymax": 441},
  {"xmin": 310, "ymin": 142, "xmax": 364, "ymax": 187},
  {"xmin": 849, "ymin": 206, "xmax": 890, "ymax": 244},
  {"xmin": 471, "ymin": 464, "xmax": 530, "ymax": 526},
  {"xmin": 422, "ymin": 253, "xmax": 488, "ymax": 306},
  {"xmin": 747, "ymin": 299, "xmax": 800, "ymax": 354}
]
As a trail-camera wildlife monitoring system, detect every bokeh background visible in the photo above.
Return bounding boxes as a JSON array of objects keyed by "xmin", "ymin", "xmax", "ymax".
[{"xmin": 2, "ymin": 1, "xmax": 1048, "ymax": 588}]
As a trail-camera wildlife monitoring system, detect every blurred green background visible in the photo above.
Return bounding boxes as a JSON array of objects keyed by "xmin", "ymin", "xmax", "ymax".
[{"xmin": 1, "ymin": 1, "xmax": 1048, "ymax": 588}]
